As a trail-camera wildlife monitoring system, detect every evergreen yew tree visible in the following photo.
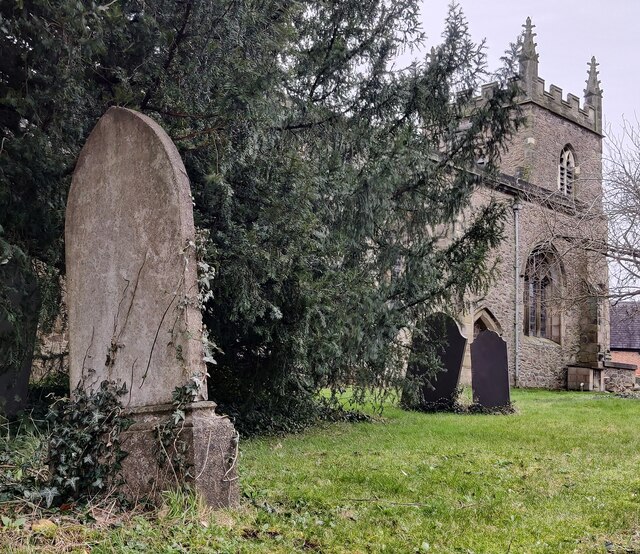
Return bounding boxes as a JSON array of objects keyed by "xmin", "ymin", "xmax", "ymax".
[{"xmin": 1, "ymin": 1, "xmax": 519, "ymax": 431}]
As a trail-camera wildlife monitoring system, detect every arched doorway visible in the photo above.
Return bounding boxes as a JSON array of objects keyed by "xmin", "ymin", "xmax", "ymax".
[{"xmin": 473, "ymin": 308, "xmax": 502, "ymax": 339}]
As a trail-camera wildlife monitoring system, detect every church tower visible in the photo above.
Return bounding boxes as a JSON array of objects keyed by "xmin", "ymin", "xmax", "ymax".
[
  {"xmin": 462, "ymin": 18, "xmax": 609, "ymax": 390},
  {"xmin": 501, "ymin": 17, "xmax": 603, "ymax": 195}
]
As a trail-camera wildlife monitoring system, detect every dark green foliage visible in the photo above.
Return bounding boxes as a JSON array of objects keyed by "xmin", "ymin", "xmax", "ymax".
[
  {"xmin": 0, "ymin": 0, "xmax": 102, "ymax": 381},
  {"xmin": 0, "ymin": 241, "xmax": 39, "ymax": 376},
  {"xmin": 1, "ymin": 1, "xmax": 520, "ymax": 432},
  {"xmin": 227, "ymin": 393, "xmax": 372, "ymax": 438},
  {"xmin": 400, "ymin": 313, "xmax": 454, "ymax": 411},
  {"xmin": 26, "ymin": 369, "xmax": 70, "ymax": 420},
  {"xmin": 0, "ymin": 380, "xmax": 129, "ymax": 508},
  {"xmin": 195, "ymin": 2, "xmax": 520, "ymax": 430},
  {"xmin": 46, "ymin": 381, "xmax": 130, "ymax": 503},
  {"xmin": 0, "ymin": 237, "xmax": 41, "ymax": 416}
]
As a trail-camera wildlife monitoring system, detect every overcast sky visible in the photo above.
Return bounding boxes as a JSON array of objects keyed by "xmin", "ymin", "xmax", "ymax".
[{"xmin": 406, "ymin": 0, "xmax": 640, "ymax": 138}]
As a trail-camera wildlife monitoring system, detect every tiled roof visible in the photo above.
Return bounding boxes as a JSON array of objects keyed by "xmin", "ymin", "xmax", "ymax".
[{"xmin": 610, "ymin": 302, "xmax": 640, "ymax": 350}]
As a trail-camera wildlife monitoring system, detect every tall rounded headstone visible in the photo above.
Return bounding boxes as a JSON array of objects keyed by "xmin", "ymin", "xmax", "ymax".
[
  {"xmin": 66, "ymin": 107, "xmax": 237, "ymax": 507},
  {"xmin": 66, "ymin": 107, "xmax": 206, "ymax": 405}
]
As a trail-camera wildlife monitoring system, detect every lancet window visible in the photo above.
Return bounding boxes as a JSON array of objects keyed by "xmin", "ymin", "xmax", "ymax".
[{"xmin": 558, "ymin": 146, "xmax": 576, "ymax": 196}]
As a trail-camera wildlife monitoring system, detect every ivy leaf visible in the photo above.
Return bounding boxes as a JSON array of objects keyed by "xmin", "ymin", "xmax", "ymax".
[
  {"xmin": 65, "ymin": 477, "xmax": 80, "ymax": 491},
  {"xmin": 40, "ymin": 487, "xmax": 59, "ymax": 508},
  {"xmin": 173, "ymin": 409, "xmax": 186, "ymax": 424}
]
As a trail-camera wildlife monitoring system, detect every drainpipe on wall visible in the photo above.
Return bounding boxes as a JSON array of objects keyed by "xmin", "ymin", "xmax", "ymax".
[{"xmin": 512, "ymin": 197, "xmax": 522, "ymax": 388}]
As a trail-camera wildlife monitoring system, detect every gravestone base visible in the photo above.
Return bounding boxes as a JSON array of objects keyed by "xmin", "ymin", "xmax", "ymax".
[{"xmin": 120, "ymin": 401, "xmax": 239, "ymax": 508}]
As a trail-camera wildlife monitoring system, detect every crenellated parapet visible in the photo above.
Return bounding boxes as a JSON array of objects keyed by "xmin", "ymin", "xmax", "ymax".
[
  {"xmin": 517, "ymin": 17, "xmax": 602, "ymax": 135},
  {"xmin": 472, "ymin": 18, "xmax": 603, "ymax": 136},
  {"xmin": 521, "ymin": 75, "xmax": 601, "ymax": 135}
]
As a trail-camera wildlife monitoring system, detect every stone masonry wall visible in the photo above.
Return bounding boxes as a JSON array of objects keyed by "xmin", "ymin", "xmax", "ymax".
[
  {"xmin": 567, "ymin": 366, "xmax": 595, "ymax": 391},
  {"xmin": 32, "ymin": 279, "xmax": 68, "ymax": 381},
  {"xmin": 603, "ymin": 367, "xmax": 636, "ymax": 392},
  {"xmin": 462, "ymin": 185, "xmax": 604, "ymax": 389},
  {"xmin": 500, "ymin": 103, "xmax": 603, "ymax": 205}
]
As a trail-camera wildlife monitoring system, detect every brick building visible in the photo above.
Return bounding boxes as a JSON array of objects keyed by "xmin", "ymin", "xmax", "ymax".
[
  {"xmin": 458, "ymin": 18, "xmax": 612, "ymax": 390},
  {"xmin": 609, "ymin": 301, "xmax": 640, "ymax": 377}
]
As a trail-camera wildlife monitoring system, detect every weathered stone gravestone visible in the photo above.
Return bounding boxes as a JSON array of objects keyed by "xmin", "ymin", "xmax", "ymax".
[
  {"xmin": 0, "ymin": 253, "xmax": 40, "ymax": 416},
  {"xmin": 404, "ymin": 313, "xmax": 466, "ymax": 409},
  {"xmin": 470, "ymin": 330, "xmax": 510, "ymax": 409},
  {"xmin": 66, "ymin": 107, "xmax": 238, "ymax": 507}
]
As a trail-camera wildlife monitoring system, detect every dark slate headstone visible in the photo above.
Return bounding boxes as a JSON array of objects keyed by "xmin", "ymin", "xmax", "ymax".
[
  {"xmin": 471, "ymin": 329, "xmax": 510, "ymax": 409},
  {"xmin": 405, "ymin": 313, "xmax": 466, "ymax": 409},
  {"xmin": 0, "ymin": 253, "xmax": 40, "ymax": 416}
]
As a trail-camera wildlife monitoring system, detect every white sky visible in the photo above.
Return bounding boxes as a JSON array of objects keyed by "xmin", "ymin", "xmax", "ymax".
[{"xmin": 407, "ymin": 0, "xmax": 640, "ymax": 136}]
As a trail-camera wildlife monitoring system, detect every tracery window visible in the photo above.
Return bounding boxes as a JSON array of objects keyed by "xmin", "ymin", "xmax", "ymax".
[
  {"xmin": 558, "ymin": 146, "xmax": 575, "ymax": 196},
  {"xmin": 523, "ymin": 249, "xmax": 561, "ymax": 343}
]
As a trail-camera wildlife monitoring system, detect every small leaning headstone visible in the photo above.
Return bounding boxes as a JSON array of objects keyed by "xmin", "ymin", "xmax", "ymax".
[
  {"xmin": 66, "ymin": 107, "xmax": 238, "ymax": 507},
  {"xmin": 404, "ymin": 312, "xmax": 466, "ymax": 410},
  {"xmin": 470, "ymin": 329, "xmax": 510, "ymax": 409}
]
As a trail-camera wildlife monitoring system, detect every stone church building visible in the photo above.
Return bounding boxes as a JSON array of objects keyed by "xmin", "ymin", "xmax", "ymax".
[
  {"xmin": 458, "ymin": 18, "xmax": 613, "ymax": 390},
  {"xmin": 32, "ymin": 18, "xmax": 632, "ymax": 394}
]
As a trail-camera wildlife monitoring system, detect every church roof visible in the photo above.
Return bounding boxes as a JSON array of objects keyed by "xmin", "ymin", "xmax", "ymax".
[{"xmin": 610, "ymin": 302, "xmax": 640, "ymax": 350}]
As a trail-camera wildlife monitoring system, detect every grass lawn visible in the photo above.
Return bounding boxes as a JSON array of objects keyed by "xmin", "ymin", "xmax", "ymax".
[{"xmin": 2, "ymin": 390, "xmax": 640, "ymax": 553}]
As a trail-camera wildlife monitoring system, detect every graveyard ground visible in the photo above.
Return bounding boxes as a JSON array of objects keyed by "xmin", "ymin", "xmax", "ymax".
[{"xmin": 1, "ymin": 389, "xmax": 640, "ymax": 553}]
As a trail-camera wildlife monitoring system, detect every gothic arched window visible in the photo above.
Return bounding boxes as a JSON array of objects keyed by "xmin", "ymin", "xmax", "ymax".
[
  {"xmin": 558, "ymin": 146, "xmax": 576, "ymax": 196},
  {"xmin": 523, "ymin": 249, "xmax": 562, "ymax": 343}
]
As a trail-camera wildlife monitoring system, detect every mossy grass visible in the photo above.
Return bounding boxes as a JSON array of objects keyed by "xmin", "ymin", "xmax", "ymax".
[{"xmin": 2, "ymin": 390, "xmax": 640, "ymax": 553}]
